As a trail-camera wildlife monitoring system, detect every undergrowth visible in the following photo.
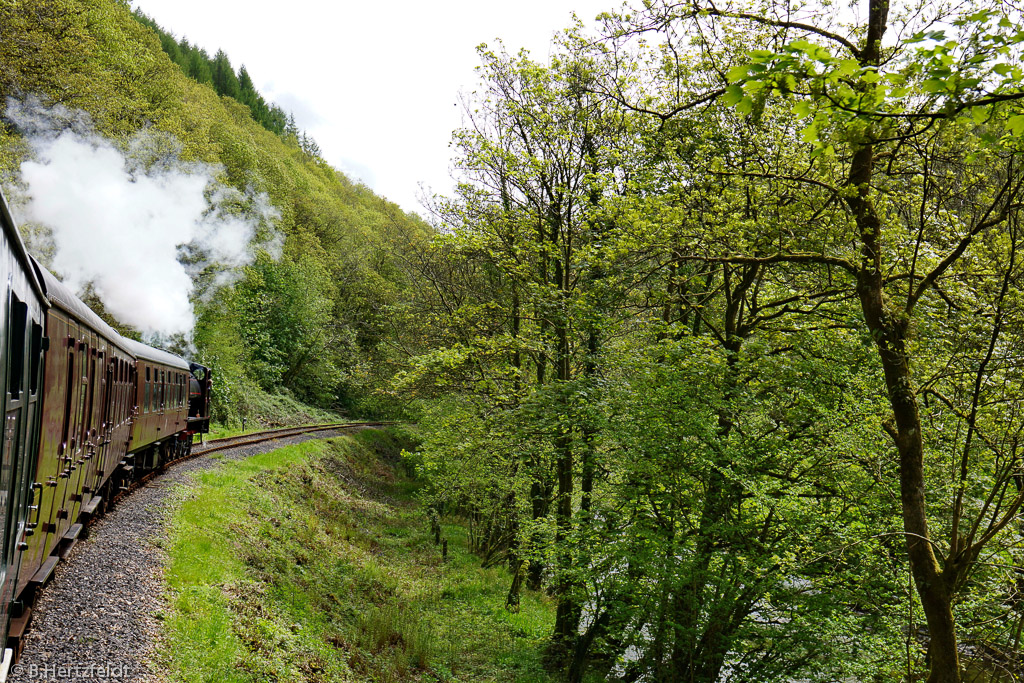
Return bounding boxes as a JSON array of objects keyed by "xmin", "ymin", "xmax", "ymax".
[
  {"xmin": 158, "ymin": 428, "xmax": 556, "ymax": 682},
  {"xmin": 204, "ymin": 389, "xmax": 352, "ymax": 440},
  {"xmin": 216, "ymin": 388, "xmax": 344, "ymax": 435}
]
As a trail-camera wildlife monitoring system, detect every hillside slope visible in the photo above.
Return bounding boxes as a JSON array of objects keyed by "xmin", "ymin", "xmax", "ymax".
[{"xmin": 0, "ymin": 0, "xmax": 430, "ymax": 422}]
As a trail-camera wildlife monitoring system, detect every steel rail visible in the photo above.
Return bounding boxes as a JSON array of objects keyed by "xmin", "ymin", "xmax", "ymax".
[{"xmin": 192, "ymin": 421, "xmax": 395, "ymax": 456}]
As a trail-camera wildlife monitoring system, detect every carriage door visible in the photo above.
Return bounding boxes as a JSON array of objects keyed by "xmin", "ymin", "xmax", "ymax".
[{"xmin": 0, "ymin": 292, "xmax": 35, "ymax": 646}]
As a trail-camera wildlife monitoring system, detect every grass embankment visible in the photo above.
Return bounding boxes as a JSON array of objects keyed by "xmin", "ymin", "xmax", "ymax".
[
  {"xmin": 158, "ymin": 429, "xmax": 556, "ymax": 682},
  {"xmin": 207, "ymin": 392, "xmax": 346, "ymax": 441}
]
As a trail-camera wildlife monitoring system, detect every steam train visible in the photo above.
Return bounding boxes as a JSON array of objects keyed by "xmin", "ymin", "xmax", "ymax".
[{"xmin": 0, "ymin": 189, "xmax": 211, "ymax": 676}]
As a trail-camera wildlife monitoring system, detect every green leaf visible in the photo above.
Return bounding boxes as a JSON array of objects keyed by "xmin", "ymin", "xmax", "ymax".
[
  {"xmin": 835, "ymin": 59, "xmax": 859, "ymax": 78},
  {"xmin": 922, "ymin": 78, "xmax": 946, "ymax": 93},
  {"xmin": 1008, "ymin": 115, "xmax": 1024, "ymax": 137},
  {"xmin": 727, "ymin": 65, "xmax": 750, "ymax": 82},
  {"xmin": 789, "ymin": 39, "xmax": 814, "ymax": 53},
  {"xmin": 793, "ymin": 100, "xmax": 812, "ymax": 118},
  {"xmin": 722, "ymin": 84, "xmax": 745, "ymax": 106}
]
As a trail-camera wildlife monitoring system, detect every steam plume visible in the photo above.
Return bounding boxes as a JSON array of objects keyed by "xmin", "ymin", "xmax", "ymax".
[{"xmin": 2, "ymin": 96, "xmax": 281, "ymax": 338}]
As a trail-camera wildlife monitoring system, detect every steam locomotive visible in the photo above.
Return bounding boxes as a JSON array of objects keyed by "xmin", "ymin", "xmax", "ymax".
[{"xmin": 0, "ymin": 189, "xmax": 212, "ymax": 676}]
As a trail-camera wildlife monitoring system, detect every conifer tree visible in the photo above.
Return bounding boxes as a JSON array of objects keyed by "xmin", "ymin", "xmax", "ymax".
[
  {"xmin": 211, "ymin": 49, "xmax": 240, "ymax": 99},
  {"xmin": 175, "ymin": 37, "xmax": 192, "ymax": 71},
  {"xmin": 284, "ymin": 113, "xmax": 298, "ymax": 140},
  {"xmin": 237, "ymin": 65, "xmax": 258, "ymax": 107}
]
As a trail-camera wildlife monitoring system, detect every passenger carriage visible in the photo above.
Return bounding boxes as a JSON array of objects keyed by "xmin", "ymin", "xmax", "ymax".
[{"xmin": 0, "ymin": 188, "xmax": 212, "ymax": 670}]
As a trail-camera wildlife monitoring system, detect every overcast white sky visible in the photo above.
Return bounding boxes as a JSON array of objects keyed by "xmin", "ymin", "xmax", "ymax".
[{"xmin": 130, "ymin": 0, "xmax": 622, "ymax": 217}]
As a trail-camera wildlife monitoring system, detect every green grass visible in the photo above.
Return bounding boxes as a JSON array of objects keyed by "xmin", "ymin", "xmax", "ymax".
[
  {"xmin": 201, "ymin": 424, "xmax": 258, "ymax": 441},
  {"xmin": 202, "ymin": 419, "xmax": 331, "ymax": 442},
  {"xmin": 158, "ymin": 429, "xmax": 557, "ymax": 682}
]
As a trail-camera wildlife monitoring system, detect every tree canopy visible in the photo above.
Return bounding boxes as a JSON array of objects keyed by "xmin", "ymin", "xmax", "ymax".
[{"xmin": 401, "ymin": 1, "xmax": 1024, "ymax": 681}]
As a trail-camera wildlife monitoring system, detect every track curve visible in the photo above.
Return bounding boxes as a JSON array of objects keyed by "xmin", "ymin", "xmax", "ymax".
[{"xmin": 106, "ymin": 422, "xmax": 394, "ymax": 507}]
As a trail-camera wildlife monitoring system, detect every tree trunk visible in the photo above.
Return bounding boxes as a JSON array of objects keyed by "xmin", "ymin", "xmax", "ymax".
[
  {"xmin": 549, "ymin": 214, "xmax": 580, "ymax": 661},
  {"xmin": 842, "ymin": 2, "xmax": 961, "ymax": 678},
  {"xmin": 668, "ymin": 264, "xmax": 754, "ymax": 681},
  {"xmin": 551, "ymin": 321, "xmax": 578, "ymax": 653},
  {"xmin": 506, "ymin": 560, "xmax": 526, "ymax": 611},
  {"xmin": 528, "ymin": 475, "xmax": 550, "ymax": 591},
  {"xmin": 528, "ymin": 291, "xmax": 550, "ymax": 591},
  {"xmin": 848, "ymin": 140, "xmax": 961, "ymax": 683}
]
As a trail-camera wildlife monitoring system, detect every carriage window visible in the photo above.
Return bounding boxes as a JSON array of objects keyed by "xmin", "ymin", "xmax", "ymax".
[
  {"xmin": 101, "ymin": 359, "xmax": 113, "ymax": 429},
  {"xmin": 112, "ymin": 359, "xmax": 118, "ymax": 423},
  {"xmin": 29, "ymin": 322, "xmax": 42, "ymax": 395},
  {"xmin": 145, "ymin": 366, "xmax": 151, "ymax": 413},
  {"xmin": 7, "ymin": 296, "xmax": 26, "ymax": 400},
  {"xmin": 68, "ymin": 344, "xmax": 82, "ymax": 449},
  {"xmin": 76, "ymin": 347, "xmax": 91, "ymax": 447},
  {"xmin": 110, "ymin": 359, "xmax": 118, "ymax": 425},
  {"xmin": 61, "ymin": 349, "xmax": 74, "ymax": 451},
  {"xmin": 119, "ymin": 359, "xmax": 125, "ymax": 422},
  {"xmin": 82, "ymin": 355, "xmax": 96, "ymax": 443},
  {"xmin": 120, "ymin": 359, "xmax": 127, "ymax": 421}
]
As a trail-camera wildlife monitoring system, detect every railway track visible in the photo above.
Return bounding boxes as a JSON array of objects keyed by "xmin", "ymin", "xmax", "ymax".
[
  {"xmin": 108, "ymin": 421, "xmax": 395, "ymax": 506},
  {"xmin": 193, "ymin": 421, "xmax": 395, "ymax": 455}
]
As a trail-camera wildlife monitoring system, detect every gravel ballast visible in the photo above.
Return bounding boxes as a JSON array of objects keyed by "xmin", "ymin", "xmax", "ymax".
[{"xmin": 7, "ymin": 429, "xmax": 353, "ymax": 683}]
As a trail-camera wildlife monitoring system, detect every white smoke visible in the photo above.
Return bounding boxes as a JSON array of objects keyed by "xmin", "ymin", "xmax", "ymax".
[{"xmin": 3, "ymin": 96, "xmax": 281, "ymax": 338}]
